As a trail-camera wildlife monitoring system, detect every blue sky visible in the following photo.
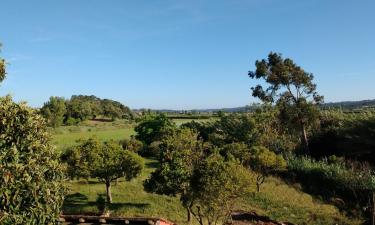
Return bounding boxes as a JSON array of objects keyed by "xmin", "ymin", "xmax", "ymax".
[{"xmin": 0, "ymin": 0, "xmax": 374, "ymax": 109}]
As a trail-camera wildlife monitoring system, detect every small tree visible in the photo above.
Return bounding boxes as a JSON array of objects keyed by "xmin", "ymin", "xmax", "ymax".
[
  {"xmin": 188, "ymin": 154, "xmax": 253, "ymax": 225},
  {"xmin": 249, "ymin": 52, "xmax": 323, "ymax": 151},
  {"xmin": 63, "ymin": 138, "xmax": 144, "ymax": 203},
  {"xmin": 248, "ymin": 146, "xmax": 286, "ymax": 192}
]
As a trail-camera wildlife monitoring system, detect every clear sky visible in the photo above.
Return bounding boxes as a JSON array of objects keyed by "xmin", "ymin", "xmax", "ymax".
[{"xmin": 0, "ymin": 0, "xmax": 374, "ymax": 109}]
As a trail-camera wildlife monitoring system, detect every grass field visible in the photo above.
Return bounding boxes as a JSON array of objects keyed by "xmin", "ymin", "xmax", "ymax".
[
  {"xmin": 172, "ymin": 118, "xmax": 214, "ymax": 126},
  {"xmin": 51, "ymin": 120, "xmax": 135, "ymax": 150},
  {"xmin": 51, "ymin": 118, "xmax": 212, "ymax": 150},
  {"xmin": 54, "ymin": 120, "xmax": 363, "ymax": 225}
]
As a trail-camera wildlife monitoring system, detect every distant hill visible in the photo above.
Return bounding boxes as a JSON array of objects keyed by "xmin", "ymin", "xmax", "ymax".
[
  {"xmin": 321, "ymin": 99, "xmax": 375, "ymax": 110},
  {"xmin": 134, "ymin": 99, "xmax": 375, "ymax": 113}
]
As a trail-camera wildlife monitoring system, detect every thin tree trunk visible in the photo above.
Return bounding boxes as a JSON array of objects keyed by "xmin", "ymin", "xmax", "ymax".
[
  {"xmin": 301, "ymin": 123, "xmax": 309, "ymax": 153},
  {"xmin": 106, "ymin": 180, "xmax": 112, "ymax": 204},
  {"xmin": 186, "ymin": 207, "xmax": 192, "ymax": 223}
]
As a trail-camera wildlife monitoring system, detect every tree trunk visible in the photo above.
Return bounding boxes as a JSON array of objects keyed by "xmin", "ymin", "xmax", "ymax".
[
  {"xmin": 186, "ymin": 207, "xmax": 192, "ymax": 223},
  {"xmin": 106, "ymin": 181, "xmax": 112, "ymax": 204},
  {"xmin": 256, "ymin": 175, "xmax": 265, "ymax": 192},
  {"xmin": 301, "ymin": 123, "xmax": 309, "ymax": 153}
]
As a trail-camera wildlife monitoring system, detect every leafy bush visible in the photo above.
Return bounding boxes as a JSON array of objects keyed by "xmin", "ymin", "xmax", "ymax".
[{"xmin": 0, "ymin": 96, "xmax": 66, "ymax": 224}]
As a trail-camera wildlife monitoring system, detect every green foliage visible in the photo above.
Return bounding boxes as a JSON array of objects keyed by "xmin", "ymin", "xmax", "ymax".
[
  {"xmin": 253, "ymin": 105, "xmax": 297, "ymax": 153},
  {"xmin": 287, "ymin": 156, "xmax": 375, "ymax": 219},
  {"xmin": 40, "ymin": 95, "xmax": 134, "ymax": 127},
  {"xmin": 188, "ymin": 154, "xmax": 253, "ymax": 225},
  {"xmin": 120, "ymin": 137, "xmax": 144, "ymax": 153},
  {"xmin": 40, "ymin": 96, "xmax": 67, "ymax": 127},
  {"xmin": 65, "ymin": 117, "xmax": 80, "ymax": 126},
  {"xmin": 220, "ymin": 142, "xmax": 249, "ymax": 164},
  {"xmin": 0, "ymin": 96, "xmax": 66, "ymax": 224},
  {"xmin": 135, "ymin": 114, "xmax": 176, "ymax": 146},
  {"xmin": 209, "ymin": 113, "xmax": 258, "ymax": 147},
  {"xmin": 144, "ymin": 128, "xmax": 204, "ymax": 196},
  {"xmin": 249, "ymin": 52, "xmax": 323, "ymax": 150},
  {"xmin": 310, "ymin": 110, "xmax": 375, "ymax": 162},
  {"xmin": 62, "ymin": 138, "xmax": 144, "ymax": 203},
  {"xmin": 249, "ymin": 146, "xmax": 287, "ymax": 173},
  {"xmin": 181, "ymin": 120, "xmax": 216, "ymax": 141}
]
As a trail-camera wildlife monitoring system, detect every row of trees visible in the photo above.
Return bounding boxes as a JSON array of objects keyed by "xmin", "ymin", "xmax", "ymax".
[{"xmin": 40, "ymin": 95, "xmax": 134, "ymax": 127}]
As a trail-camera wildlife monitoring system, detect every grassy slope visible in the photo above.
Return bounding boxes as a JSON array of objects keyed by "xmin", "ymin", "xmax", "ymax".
[{"xmin": 54, "ymin": 121, "xmax": 363, "ymax": 225}]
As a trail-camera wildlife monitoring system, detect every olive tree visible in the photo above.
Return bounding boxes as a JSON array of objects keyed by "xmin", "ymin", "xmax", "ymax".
[
  {"xmin": 63, "ymin": 138, "xmax": 144, "ymax": 203},
  {"xmin": 249, "ymin": 52, "xmax": 323, "ymax": 151}
]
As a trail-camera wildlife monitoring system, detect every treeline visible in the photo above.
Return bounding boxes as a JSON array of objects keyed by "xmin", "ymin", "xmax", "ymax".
[{"xmin": 40, "ymin": 95, "xmax": 135, "ymax": 127}]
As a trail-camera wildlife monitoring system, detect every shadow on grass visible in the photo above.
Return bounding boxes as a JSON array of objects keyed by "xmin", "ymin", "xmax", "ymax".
[{"xmin": 63, "ymin": 192, "xmax": 151, "ymax": 214}]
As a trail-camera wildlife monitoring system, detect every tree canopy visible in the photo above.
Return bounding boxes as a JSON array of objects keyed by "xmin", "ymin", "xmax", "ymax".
[
  {"xmin": 135, "ymin": 114, "xmax": 176, "ymax": 146},
  {"xmin": 249, "ymin": 52, "xmax": 323, "ymax": 151},
  {"xmin": 63, "ymin": 138, "xmax": 144, "ymax": 203}
]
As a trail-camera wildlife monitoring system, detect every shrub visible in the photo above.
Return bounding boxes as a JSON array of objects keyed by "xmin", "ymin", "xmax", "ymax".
[{"xmin": 0, "ymin": 96, "xmax": 66, "ymax": 224}]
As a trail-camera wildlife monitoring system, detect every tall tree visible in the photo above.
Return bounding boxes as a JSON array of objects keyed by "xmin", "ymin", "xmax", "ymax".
[
  {"xmin": 248, "ymin": 52, "xmax": 323, "ymax": 151},
  {"xmin": 63, "ymin": 138, "xmax": 144, "ymax": 203}
]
